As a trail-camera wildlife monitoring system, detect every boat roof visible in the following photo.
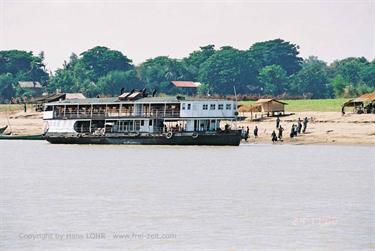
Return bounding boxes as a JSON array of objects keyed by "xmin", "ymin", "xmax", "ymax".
[{"xmin": 46, "ymin": 96, "xmax": 234, "ymax": 106}]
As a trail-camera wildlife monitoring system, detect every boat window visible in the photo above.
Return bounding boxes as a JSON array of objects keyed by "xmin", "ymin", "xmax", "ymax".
[
  {"xmin": 203, "ymin": 104, "xmax": 208, "ymax": 110},
  {"xmin": 45, "ymin": 105, "xmax": 53, "ymax": 111},
  {"xmin": 134, "ymin": 121, "xmax": 140, "ymax": 130},
  {"xmin": 226, "ymin": 104, "xmax": 232, "ymax": 110},
  {"xmin": 182, "ymin": 103, "xmax": 186, "ymax": 110},
  {"xmin": 141, "ymin": 120, "xmax": 144, "ymax": 126},
  {"xmin": 73, "ymin": 121, "xmax": 90, "ymax": 133},
  {"xmin": 210, "ymin": 104, "xmax": 216, "ymax": 110},
  {"xmin": 187, "ymin": 103, "xmax": 191, "ymax": 110},
  {"xmin": 149, "ymin": 120, "xmax": 153, "ymax": 126},
  {"xmin": 218, "ymin": 104, "xmax": 224, "ymax": 110}
]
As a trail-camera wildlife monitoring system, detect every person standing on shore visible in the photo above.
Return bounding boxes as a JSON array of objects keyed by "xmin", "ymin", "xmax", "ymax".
[
  {"xmin": 254, "ymin": 126, "xmax": 258, "ymax": 138},
  {"xmin": 303, "ymin": 117, "xmax": 308, "ymax": 133},
  {"xmin": 297, "ymin": 118, "xmax": 302, "ymax": 134},
  {"xmin": 276, "ymin": 116, "xmax": 280, "ymax": 128},
  {"xmin": 271, "ymin": 130, "xmax": 278, "ymax": 143},
  {"xmin": 245, "ymin": 126, "xmax": 250, "ymax": 141},
  {"xmin": 290, "ymin": 124, "xmax": 295, "ymax": 138},
  {"xmin": 278, "ymin": 125, "xmax": 284, "ymax": 141},
  {"xmin": 294, "ymin": 124, "xmax": 299, "ymax": 137}
]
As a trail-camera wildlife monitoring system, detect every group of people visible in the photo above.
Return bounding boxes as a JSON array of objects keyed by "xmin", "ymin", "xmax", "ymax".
[
  {"xmin": 241, "ymin": 116, "xmax": 309, "ymax": 143},
  {"xmin": 272, "ymin": 116, "xmax": 309, "ymax": 143},
  {"xmin": 240, "ymin": 125, "xmax": 259, "ymax": 141}
]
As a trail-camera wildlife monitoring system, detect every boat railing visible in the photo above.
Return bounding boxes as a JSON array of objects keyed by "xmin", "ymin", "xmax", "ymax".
[{"xmin": 54, "ymin": 110, "xmax": 180, "ymax": 119}]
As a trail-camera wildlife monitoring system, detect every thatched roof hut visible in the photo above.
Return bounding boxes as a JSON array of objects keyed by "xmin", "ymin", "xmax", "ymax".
[
  {"xmin": 251, "ymin": 99, "xmax": 287, "ymax": 115},
  {"xmin": 342, "ymin": 91, "xmax": 375, "ymax": 114}
]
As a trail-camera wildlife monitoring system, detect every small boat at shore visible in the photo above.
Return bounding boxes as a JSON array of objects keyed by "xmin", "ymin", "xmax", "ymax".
[{"xmin": 0, "ymin": 134, "xmax": 44, "ymax": 140}]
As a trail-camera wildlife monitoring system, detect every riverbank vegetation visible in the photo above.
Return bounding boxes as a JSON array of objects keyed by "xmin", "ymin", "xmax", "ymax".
[{"xmin": 0, "ymin": 39, "xmax": 374, "ymax": 102}]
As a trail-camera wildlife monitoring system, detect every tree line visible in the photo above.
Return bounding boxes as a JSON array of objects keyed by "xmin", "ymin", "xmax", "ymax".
[{"xmin": 0, "ymin": 39, "xmax": 374, "ymax": 102}]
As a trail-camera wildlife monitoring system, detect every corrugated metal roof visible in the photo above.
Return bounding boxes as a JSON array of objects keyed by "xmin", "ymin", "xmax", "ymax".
[
  {"xmin": 46, "ymin": 96, "xmax": 233, "ymax": 106},
  {"xmin": 18, "ymin": 81, "xmax": 42, "ymax": 88},
  {"xmin": 171, "ymin": 81, "xmax": 201, "ymax": 88}
]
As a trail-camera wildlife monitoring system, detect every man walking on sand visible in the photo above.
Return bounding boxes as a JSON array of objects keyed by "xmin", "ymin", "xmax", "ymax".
[
  {"xmin": 297, "ymin": 118, "xmax": 302, "ymax": 134},
  {"xmin": 303, "ymin": 117, "xmax": 308, "ymax": 133},
  {"xmin": 278, "ymin": 125, "xmax": 284, "ymax": 141},
  {"xmin": 276, "ymin": 116, "xmax": 280, "ymax": 128},
  {"xmin": 272, "ymin": 130, "xmax": 278, "ymax": 143},
  {"xmin": 254, "ymin": 126, "xmax": 258, "ymax": 138},
  {"xmin": 290, "ymin": 124, "xmax": 295, "ymax": 138}
]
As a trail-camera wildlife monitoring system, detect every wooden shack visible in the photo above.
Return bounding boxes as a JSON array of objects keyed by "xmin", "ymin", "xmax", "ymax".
[
  {"xmin": 18, "ymin": 81, "xmax": 43, "ymax": 96},
  {"xmin": 342, "ymin": 91, "xmax": 375, "ymax": 114},
  {"xmin": 252, "ymin": 99, "xmax": 287, "ymax": 116}
]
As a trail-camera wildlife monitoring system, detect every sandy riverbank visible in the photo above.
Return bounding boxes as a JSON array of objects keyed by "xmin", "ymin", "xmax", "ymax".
[
  {"xmin": 238, "ymin": 112, "xmax": 375, "ymax": 145},
  {"xmin": 0, "ymin": 110, "xmax": 374, "ymax": 144}
]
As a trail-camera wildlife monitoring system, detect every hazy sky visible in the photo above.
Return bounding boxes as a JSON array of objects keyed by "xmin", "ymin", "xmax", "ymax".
[{"xmin": 1, "ymin": 0, "xmax": 374, "ymax": 71}]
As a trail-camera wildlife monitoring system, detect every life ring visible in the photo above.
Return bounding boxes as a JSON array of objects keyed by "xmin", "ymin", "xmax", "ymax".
[
  {"xmin": 192, "ymin": 132, "xmax": 199, "ymax": 139},
  {"xmin": 165, "ymin": 131, "xmax": 173, "ymax": 139}
]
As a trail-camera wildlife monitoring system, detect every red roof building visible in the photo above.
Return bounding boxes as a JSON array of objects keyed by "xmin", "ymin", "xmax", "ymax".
[
  {"xmin": 170, "ymin": 81, "xmax": 201, "ymax": 95},
  {"xmin": 171, "ymin": 81, "xmax": 201, "ymax": 88}
]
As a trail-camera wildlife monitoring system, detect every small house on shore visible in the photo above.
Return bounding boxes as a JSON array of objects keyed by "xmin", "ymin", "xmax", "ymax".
[
  {"xmin": 342, "ymin": 91, "xmax": 375, "ymax": 114},
  {"xmin": 170, "ymin": 81, "xmax": 201, "ymax": 95},
  {"xmin": 251, "ymin": 99, "xmax": 287, "ymax": 116},
  {"xmin": 18, "ymin": 81, "xmax": 43, "ymax": 96}
]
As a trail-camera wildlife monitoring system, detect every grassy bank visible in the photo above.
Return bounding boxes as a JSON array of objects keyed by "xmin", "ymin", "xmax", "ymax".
[{"xmin": 241, "ymin": 98, "xmax": 348, "ymax": 112}]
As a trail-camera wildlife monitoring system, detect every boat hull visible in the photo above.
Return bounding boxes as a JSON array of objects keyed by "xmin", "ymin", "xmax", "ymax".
[
  {"xmin": 45, "ymin": 131, "xmax": 242, "ymax": 146},
  {"xmin": 0, "ymin": 134, "xmax": 44, "ymax": 140}
]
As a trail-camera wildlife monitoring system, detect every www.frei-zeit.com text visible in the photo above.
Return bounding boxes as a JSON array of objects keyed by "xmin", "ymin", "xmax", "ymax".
[{"xmin": 18, "ymin": 232, "xmax": 177, "ymax": 241}]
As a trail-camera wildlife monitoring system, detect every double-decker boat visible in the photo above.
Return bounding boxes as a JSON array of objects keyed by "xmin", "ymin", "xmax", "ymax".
[{"xmin": 43, "ymin": 91, "xmax": 241, "ymax": 146}]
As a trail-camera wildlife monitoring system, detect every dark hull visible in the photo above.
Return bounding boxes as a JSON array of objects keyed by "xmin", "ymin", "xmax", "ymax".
[
  {"xmin": 0, "ymin": 134, "xmax": 44, "ymax": 140},
  {"xmin": 45, "ymin": 131, "xmax": 241, "ymax": 146}
]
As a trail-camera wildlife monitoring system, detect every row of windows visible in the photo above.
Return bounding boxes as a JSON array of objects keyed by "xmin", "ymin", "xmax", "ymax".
[
  {"xmin": 181, "ymin": 103, "xmax": 191, "ymax": 110},
  {"xmin": 202, "ymin": 104, "xmax": 232, "ymax": 110}
]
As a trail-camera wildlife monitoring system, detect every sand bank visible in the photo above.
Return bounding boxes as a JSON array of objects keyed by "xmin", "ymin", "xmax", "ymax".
[{"xmin": 238, "ymin": 112, "xmax": 375, "ymax": 145}]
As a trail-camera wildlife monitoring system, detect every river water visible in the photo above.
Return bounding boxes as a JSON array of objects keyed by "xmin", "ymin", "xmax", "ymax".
[{"xmin": 0, "ymin": 141, "xmax": 374, "ymax": 250}]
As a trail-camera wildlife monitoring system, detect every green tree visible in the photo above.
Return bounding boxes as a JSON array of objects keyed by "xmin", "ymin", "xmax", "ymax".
[
  {"xmin": 360, "ymin": 60, "xmax": 375, "ymax": 88},
  {"xmin": 138, "ymin": 56, "xmax": 191, "ymax": 93},
  {"xmin": 197, "ymin": 83, "xmax": 212, "ymax": 96},
  {"xmin": 97, "ymin": 70, "xmax": 144, "ymax": 95},
  {"xmin": 329, "ymin": 57, "xmax": 373, "ymax": 97},
  {"xmin": 329, "ymin": 57, "xmax": 368, "ymax": 84},
  {"xmin": 49, "ymin": 48, "xmax": 136, "ymax": 96},
  {"xmin": 183, "ymin": 45, "xmax": 216, "ymax": 79},
  {"xmin": 291, "ymin": 56, "xmax": 331, "ymax": 98},
  {"xmin": 80, "ymin": 46, "xmax": 133, "ymax": 81},
  {"xmin": 248, "ymin": 39, "xmax": 302, "ymax": 75},
  {"xmin": 0, "ymin": 73, "xmax": 16, "ymax": 101},
  {"xmin": 0, "ymin": 50, "xmax": 48, "ymax": 82},
  {"xmin": 48, "ymin": 68, "xmax": 77, "ymax": 93},
  {"xmin": 331, "ymin": 74, "xmax": 346, "ymax": 97},
  {"xmin": 198, "ymin": 47, "xmax": 257, "ymax": 94},
  {"xmin": 258, "ymin": 64, "xmax": 289, "ymax": 96}
]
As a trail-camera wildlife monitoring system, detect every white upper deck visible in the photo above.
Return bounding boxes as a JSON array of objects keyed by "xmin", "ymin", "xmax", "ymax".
[{"xmin": 44, "ymin": 96, "xmax": 237, "ymax": 119}]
